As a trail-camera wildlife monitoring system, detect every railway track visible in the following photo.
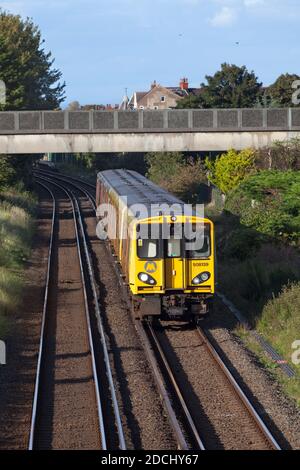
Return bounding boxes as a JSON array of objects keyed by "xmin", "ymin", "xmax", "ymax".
[
  {"xmin": 34, "ymin": 168, "xmax": 282, "ymax": 450},
  {"xmin": 136, "ymin": 320, "xmax": 205, "ymax": 450},
  {"xmin": 133, "ymin": 320, "xmax": 281, "ymax": 451},
  {"xmin": 195, "ymin": 327, "xmax": 281, "ymax": 449},
  {"xmin": 30, "ymin": 177, "xmax": 125, "ymax": 450},
  {"xmin": 34, "ymin": 170, "xmax": 205, "ymax": 450},
  {"xmin": 151, "ymin": 322, "xmax": 281, "ymax": 450}
]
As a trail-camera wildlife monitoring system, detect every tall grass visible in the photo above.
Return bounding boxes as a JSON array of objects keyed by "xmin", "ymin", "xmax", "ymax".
[
  {"xmin": 219, "ymin": 243, "xmax": 300, "ymax": 326},
  {"xmin": 258, "ymin": 283, "xmax": 300, "ymax": 361},
  {"xmin": 0, "ymin": 186, "xmax": 36, "ymax": 337},
  {"xmin": 218, "ymin": 242, "xmax": 300, "ymax": 405}
]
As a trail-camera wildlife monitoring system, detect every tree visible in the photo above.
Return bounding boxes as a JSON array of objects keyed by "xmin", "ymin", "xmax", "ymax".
[
  {"xmin": 178, "ymin": 63, "xmax": 262, "ymax": 109},
  {"xmin": 146, "ymin": 152, "xmax": 185, "ymax": 189},
  {"xmin": 0, "ymin": 154, "xmax": 40, "ymax": 189},
  {"xmin": 168, "ymin": 158, "xmax": 207, "ymax": 203},
  {"xmin": 267, "ymin": 73, "xmax": 300, "ymax": 108},
  {"xmin": 254, "ymin": 89, "xmax": 281, "ymax": 108},
  {"xmin": 66, "ymin": 101, "xmax": 81, "ymax": 111},
  {"xmin": 0, "ymin": 155, "xmax": 15, "ymax": 189},
  {"xmin": 225, "ymin": 171, "xmax": 300, "ymax": 243},
  {"xmin": 205, "ymin": 148, "xmax": 256, "ymax": 194},
  {"xmin": 176, "ymin": 94, "xmax": 204, "ymax": 109},
  {"xmin": 0, "ymin": 10, "xmax": 65, "ymax": 110},
  {"xmin": 146, "ymin": 152, "xmax": 207, "ymax": 202}
]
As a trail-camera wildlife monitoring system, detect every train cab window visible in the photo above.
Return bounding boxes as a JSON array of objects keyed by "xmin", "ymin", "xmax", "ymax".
[
  {"xmin": 137, "ymin": 239, "xmax": 158, "ymax": 259},
  {"xmin": 137, "ymin": 224, "xmax": 161, "ymax": 259},
  {"xmin": 163, "ymin": 223, "xmax": 183, "ymax": 258},
  {"xmin": 186, "ymin": 224, "xmax": 211, "ymax": 259},
  {"xmin": 166, "ymin": 237, "xmax": 181, "ymax": 258}
]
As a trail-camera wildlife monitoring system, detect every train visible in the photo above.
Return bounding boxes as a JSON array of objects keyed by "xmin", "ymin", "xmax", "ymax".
[{"xmin": 96, "ymin": 169, "xmax": 216, "ymax": 323}]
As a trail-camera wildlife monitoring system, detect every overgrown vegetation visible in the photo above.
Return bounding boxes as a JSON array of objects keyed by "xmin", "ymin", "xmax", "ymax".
[
  {"xmin": 203, "ymin": 141, "xmax": 300, "ymax": 404},
  {"xmin": 0, "ymin": 155, "xmax": 39, "ymax": 190},
  {"xmin": 258, "ymin": 282, "xmax": 300, "ymax": 361},
  {"xmin": 0, "ymin": 185, "xmax": 36, "ymax": 336},
  {"xmin": 255, "ymin": 138, "xmax": 300, "ymax": 171},
  {"xmin": 225, "ymin": 171, "xmax": 300, "ymax": 244},
  {"xmin": 0, "ymin": 153, "xmax": 39, "ymax": 336},
  {"xmin": 205, "ymin": 148, "xmax": 256, "ymax": 194},
  {"xmin": 146, "ymin": 152, "xmax": 208, "ymax": 203}
]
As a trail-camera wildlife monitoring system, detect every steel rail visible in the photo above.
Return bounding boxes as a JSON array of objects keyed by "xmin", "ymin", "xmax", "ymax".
[
  {"xmin": 32, "ymin": 177, "xmax": 106, "ymax": 449},
  {"xmin": 72, "ymin": 193, "xmax": 126, "ymax": 450},
  {"xmin": 28, "ymin": 181, "xmax": 56, "ymax": 450},
  {"xmin": 196, "ymin": 327, "xmax": 281, "ymax": 450},
  {"xmin": 216, "ymin": 292, "xmax": 296, "ymax": 378},
  {"xmin": 35, "ymin": 173, "xmax": 207, "ymax": 451},
  {"xmin": 134, "ymin": 321, "xmax": 190, "ymax": 450},
  {"xmin": 35, "ymin": 171, "xmax": 283, "ymax": 451},
  {"xmin": 35, "ymin": 168, "xmax": 96, "ymax": 191},
  {"xmin": 48, "ymin": 172, "xmax": 192, "ymax": 450},
  {"xmin": 35, "ymin": 175, "xmax": 126, "ymax": 450},
  {"xmin": 34, "ymin": 169, "xmax": 97, "ymax": 210},
  {"xmin": 36, "ymin": 170, "xmax": 296, "ymax": 379},
  {"xmin": 143, "ymin": 321, "xmax": 206, "ymax": 450}
]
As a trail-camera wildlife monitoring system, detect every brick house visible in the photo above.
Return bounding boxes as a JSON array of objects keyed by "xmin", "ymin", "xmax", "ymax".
[{"xmin": 127, "ymin": 78, "xmax": 200, "ymax": 110}]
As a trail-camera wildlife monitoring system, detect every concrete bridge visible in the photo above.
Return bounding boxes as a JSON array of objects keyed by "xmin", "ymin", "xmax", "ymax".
[{"xmin": 0, "ymin": 108, "xmax": 299, "ymax": 154}]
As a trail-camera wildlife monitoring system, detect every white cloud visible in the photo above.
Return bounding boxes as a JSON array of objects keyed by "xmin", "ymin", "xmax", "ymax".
[{"xmin": 209, "ymin": 6, "xmax": 237, "ymax": 27}]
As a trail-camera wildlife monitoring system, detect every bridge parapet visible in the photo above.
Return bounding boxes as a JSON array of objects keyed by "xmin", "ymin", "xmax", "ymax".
[{"xmin": 0, "ymin": 108, "xmax": 300, "ymax": 134}]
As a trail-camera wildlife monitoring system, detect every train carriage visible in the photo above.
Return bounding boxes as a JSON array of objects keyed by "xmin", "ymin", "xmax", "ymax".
[{"xmin": 96, "ymin": 169, "xmax": 215, "ymax": 323}]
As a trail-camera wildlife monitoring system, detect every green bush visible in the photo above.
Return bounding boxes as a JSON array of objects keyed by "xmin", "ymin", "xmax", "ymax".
[
  {"xmin": 223, "ymin": 227, "xmax": 262, "ymax": 261},
  {"xmin": 225, "ymin": 170, "xmax": 300, "ymax": 244},
  {"xmin": 146, "ymin": 152, "xmax": 185, "ymax": 185},
  {"xmin": 146, "ymin": 153, "xmax": 207, "ymax": 203},
  {"xmin": 205, "ymin": 148, "xmax": 256, "ymax": 194},
  {"xmin": 0, "ymin": 155, "xmax": 16, "ymax": 189}
]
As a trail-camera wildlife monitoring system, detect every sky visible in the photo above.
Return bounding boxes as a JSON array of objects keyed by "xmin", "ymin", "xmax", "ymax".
[{"xmin": 0, "ymin": 0, "xmax": 299, "ymax": 107}]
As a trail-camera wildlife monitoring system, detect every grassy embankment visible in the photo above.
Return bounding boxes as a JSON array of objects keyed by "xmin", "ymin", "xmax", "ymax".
[
  {"xmin": 207, "ymin": 169, "xmax": 300, "ymax": 405},
  {"xmin": 0, "ymin": 185, "xmax": 36, "ymax": 337}
]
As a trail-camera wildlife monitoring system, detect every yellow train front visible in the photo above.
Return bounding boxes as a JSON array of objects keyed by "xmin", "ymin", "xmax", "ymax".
[{"xmin": 96, "ymin": 169, "xmax": 215, "ymax": 323}]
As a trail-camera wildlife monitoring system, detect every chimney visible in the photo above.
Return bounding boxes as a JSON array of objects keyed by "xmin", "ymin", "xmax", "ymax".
[
  {"xmin": 180, "ymin": 77, "xmax": 189, "ymax": 90},
  {"xmin": 151, "ymin": 80, "xmax": 157, "ymax": 89}
]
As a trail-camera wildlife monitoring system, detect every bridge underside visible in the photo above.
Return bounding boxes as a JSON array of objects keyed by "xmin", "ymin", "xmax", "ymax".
[{"xmin": 0, "ymin": 131, "xmax": 299, "ymax": 154}]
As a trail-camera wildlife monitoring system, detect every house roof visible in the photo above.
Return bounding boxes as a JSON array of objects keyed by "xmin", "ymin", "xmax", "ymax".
[
  {"xmin": 136, "ymin": 92, "xmax": 148, "ymax": 101},
  {"xmin": 128, "ymin": 83, "xmax": 201, "ymax": 107},
  {"xmin": 167, "ymin": 87, "xmax": 202, "ymax": 97}
]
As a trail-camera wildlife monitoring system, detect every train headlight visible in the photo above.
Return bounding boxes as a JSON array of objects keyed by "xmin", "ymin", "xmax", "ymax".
[
  {"xmin": 192, "ymin": 272, "xmax": 210, "ymax": 285},
  {"xmin": 138, "ymin": 272, "xmax": 157, "ymax": 285}
]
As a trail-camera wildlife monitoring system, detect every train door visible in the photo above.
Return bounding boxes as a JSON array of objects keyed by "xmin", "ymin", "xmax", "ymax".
[{"xmin": 164, "ymin": 226, "xmax": 186, "ymax": 290}]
